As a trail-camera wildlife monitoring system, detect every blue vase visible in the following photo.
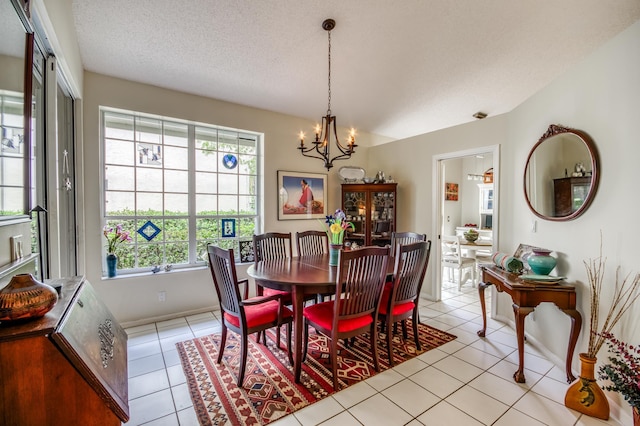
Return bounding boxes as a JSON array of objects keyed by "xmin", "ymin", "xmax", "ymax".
[
  {"xmin": 527, "ymin": 249, "xmax": 556, "ymax": 275},
  {"xmin": 329, "ymin": 244, "xmax": 342, "ymax": 266},
  {"xmin": 106, "ymin": 253, "xmax": 118, "ymax": 278}
]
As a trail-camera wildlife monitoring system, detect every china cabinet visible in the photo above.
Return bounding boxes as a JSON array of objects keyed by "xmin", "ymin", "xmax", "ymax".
[
  {"xmin": 553, "ymin": 177, "xmax": 591, "ymax": 217},
  {"xmin": 341, "ymin": 183, "xmax": 397, "ymax": 247}
]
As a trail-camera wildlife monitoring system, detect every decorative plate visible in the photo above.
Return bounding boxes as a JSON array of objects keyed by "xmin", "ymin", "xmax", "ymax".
[
  {"xmin": 338, "ymin": 166, "xmax": 366, "ymax": 183},
  {"xmin": 520, "ymin": 274, "xmax": 566, "ymax": 284}
]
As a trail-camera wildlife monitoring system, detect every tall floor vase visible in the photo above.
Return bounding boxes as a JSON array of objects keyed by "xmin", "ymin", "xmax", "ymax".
[{"xmin": 564, "ymin": 353, "xmax": 610, "ymax": 420}]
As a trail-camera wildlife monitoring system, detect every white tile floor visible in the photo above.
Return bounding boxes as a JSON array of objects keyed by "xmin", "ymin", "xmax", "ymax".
[{"xmin": 123, "ymin": 278, "xmax": 626, "ymax": 426}]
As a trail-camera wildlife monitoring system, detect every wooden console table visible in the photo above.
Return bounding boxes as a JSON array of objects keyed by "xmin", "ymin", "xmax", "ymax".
[{"xmin": 477, "ymin": 265, "xmax": 581, "ymax": 384}]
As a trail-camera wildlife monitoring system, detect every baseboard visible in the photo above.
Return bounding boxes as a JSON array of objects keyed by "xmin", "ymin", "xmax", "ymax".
[{"xmin": 120, "ymin": 306, "xmax": 220, "ymax": 328}]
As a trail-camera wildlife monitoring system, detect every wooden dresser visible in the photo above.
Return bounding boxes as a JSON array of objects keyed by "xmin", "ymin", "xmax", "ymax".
[{"xmin": 0, "ymin": 276, "xmax": 129, "ymax": 425}]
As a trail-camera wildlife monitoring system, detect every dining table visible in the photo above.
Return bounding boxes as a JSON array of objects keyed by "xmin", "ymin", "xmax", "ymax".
[{"xmin": 247, "ymin": 253, "xmax": 393, "ymax": 384}]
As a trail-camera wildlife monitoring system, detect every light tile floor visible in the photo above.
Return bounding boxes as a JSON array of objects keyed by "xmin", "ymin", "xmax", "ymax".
[{"xmin": 123, "ymin": 278, "xmax": 627, "ymax": 426}]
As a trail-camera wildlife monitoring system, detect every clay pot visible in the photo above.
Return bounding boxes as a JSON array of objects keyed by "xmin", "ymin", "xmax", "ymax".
[{"xmin": 0, "ymin": 273, "xmax": 58, "ymax": 322}]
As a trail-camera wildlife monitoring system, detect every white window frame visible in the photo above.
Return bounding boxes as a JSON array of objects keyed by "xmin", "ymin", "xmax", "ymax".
[{"xmin": 100, "ymin": 107, "xmax": 261, "ymax": 275}]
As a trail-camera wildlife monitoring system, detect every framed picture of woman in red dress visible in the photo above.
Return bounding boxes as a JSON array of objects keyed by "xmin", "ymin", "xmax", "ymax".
[{"xmin": 277, "ymin": 170, "xmax": 327, "ymax": 220}]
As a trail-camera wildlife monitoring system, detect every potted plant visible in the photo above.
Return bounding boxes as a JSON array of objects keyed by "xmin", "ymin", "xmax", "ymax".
[
  {"xmin": 598, "ymin": 332, "xmax": 640, "ymax": 425},
  {"xmin": 564, "ymin": 235, "xmax": 640, "ymax": 419}
]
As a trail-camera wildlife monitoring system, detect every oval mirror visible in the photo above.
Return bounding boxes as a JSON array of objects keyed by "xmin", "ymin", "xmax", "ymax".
[{"xmin": 524, "ymin": 124, "xmax": 599, "ymax": 221}]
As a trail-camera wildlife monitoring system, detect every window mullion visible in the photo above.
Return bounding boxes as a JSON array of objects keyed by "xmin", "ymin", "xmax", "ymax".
[{"xmin": 188, "ymin": 124, "xmax": 197, "ymax": 264}]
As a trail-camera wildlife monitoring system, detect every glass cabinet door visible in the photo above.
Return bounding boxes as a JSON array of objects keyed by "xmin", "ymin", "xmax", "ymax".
[
  {"xmin": 371, "ymin": 190, "xmax": 394, "ymax": 244},
  {"xmin": 343, "ymin": 190, "xmax": 366, "ymax": 242}
]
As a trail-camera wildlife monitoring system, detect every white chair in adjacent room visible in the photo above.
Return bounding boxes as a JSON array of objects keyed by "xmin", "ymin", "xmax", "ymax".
[{"xmin": 441, "ymin": 236, "xmax": 476, "ymax": 290}]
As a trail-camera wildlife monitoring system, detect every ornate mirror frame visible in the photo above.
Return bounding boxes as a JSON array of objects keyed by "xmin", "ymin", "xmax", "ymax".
[{"xmin": 524, "ymin": 124, "xmax": 599, "ymax": 221}]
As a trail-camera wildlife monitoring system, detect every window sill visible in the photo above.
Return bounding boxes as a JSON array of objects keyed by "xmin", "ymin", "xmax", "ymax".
[{"xmin": 101, "ymin": 264, "xmax": 209, "ymax": 281}]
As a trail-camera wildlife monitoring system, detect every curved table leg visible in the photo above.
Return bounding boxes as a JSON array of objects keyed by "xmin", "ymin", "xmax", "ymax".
[
  {"xmin": 477, "ymin": 281, "xmax": 491, "ymax": 337},
  {"xmin": 512, "ymin": 304, "xmax": 534, "ymax": 383},
  {"xmin": 563, "ymin": 309, "xmax": 582, "ymax": 383}
]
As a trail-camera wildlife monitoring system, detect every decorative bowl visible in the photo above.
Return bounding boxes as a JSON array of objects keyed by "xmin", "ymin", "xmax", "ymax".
[
  {"xmin": 363, "ymin": 177, "xmax": 375, "ymax": 184},
  {"xmin": 463, "ymin": 231, "xmax": 479, "ymax": 243}
]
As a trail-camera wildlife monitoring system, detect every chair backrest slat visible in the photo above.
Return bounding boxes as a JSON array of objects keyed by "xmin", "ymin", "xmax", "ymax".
[
  {"xmin": 253, "ymin": 232, "xmax": 292, "ymax": 263},
  {"xmin": 335, "ymin": 246, "xmax": 390, "ymax": 321},
  {"xmin": 390, "ymin": 231, "xmax": 426, "ymax": 257},
  {"xmin": 392, "ymin": 241, "xmax": 432, "ymax": 305},
  {"xmin": 207, "ymin": 245, "xmax": 242, "ymax": 317},
  {"xmin": 296, "ymin": 230, "xmax": 329, "ymax": 256}
]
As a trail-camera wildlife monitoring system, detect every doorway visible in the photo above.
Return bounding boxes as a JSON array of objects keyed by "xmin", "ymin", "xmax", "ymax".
[{"xmin": 430, "ymin": 145, "xmax": 500, "ymax": 302}]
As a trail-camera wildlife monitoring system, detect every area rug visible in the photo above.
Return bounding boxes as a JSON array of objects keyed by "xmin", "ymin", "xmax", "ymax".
[{"xmin": 176, "ymin": 320, "xmax": 456, "ymax": 425}]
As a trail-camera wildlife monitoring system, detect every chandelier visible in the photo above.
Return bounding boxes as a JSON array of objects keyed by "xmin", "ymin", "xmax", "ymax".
[{"xmin": 298, "ymin": 18, "xmax": 357, "ymax": 170}]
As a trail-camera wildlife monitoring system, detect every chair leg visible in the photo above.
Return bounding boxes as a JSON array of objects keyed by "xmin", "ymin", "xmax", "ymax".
[
  {"xmin": 238, "ymin": 333, "xmax": 248, "ymax": 386},
  {"xmin": 401, "ymin": 320, "xmax": 408, "ymax": 339},
  {"xmin": 302, "ymin": 320, "xmax": 309, "ymax": 362},
  {"xmin": 217, "ymin": 325, "xmax": 228, "ymax": 364},
  {"xmin": 412, "ymin": 309, "xmax": 421, "ymax": 351},
  {"xmin": 371, "ymin": 322, "xmax": 380, "ymax": 372},
  {"xmin": 286, "ymin": 322, "xmax": 293, "ymax": 366},
  {"xmin": 276, "ymin": 325, "xmax": 282, "ymax": 348},
  {"xmin": 331, "ymin": 336, "xmax": 339, "ymax": 391},
  {"xmin": 386, "ymin": 316, "xmax": 394, "ymax": 367}
]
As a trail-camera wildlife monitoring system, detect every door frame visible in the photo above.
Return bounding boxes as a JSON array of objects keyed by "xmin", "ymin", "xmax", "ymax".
[{"xmin": 430, "ymin": 144, "xmax": 500, "ymax": 304}]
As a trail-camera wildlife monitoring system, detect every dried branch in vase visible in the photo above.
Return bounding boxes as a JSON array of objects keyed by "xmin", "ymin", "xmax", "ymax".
[{"xmin": 586, "ymin": 234, "xmax": 640, "ymax": 359}]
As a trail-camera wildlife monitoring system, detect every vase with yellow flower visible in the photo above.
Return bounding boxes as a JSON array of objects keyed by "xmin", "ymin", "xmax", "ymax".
[{"xmin": 320, "ymin": 209, "xmax": 354, "ymax": 266}]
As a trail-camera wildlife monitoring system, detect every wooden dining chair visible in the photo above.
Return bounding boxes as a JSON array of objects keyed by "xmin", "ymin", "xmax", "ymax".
[
  {"xmin": 207, "ymin": 245, "xmax": 293, "ymax": 386},
  {"xmin": 389, "ymin": 231, "xmax": 426, "ymax": 257},
  {"xmin": 378, "ymin": 240, "xmax": 431, "ymax": 366},
  {"xmin": 253, "ymin": 232, "xmax": 293, "ymax": 300},
  {"xmin": 302, "ymin": 246, "xmax": 390, "ymax": 390},
  {"xmin": 295, "ymin": 230, "xmax": 329, "ymax": 257}
]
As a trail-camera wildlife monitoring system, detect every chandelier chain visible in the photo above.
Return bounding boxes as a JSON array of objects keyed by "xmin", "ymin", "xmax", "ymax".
[{"xmin": 327, "ymin": 30, "xmax": 331, "ymax": 115}]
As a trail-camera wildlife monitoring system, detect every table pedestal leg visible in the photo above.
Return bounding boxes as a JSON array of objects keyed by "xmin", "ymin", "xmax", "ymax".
[
  {"xmin": 563, "ymin": 309, "xmax": 582, "ymax": 383},
  {"xmin": 477, "ymin": 281, "xmax": 490, "ymax": 337},
  {"xmin": 292, "ymin": 287, "xmax": 304, "ymax": 383},
  {"xmin": 513, "ymin": 304, "xmax": 533, "ymax": 383}
]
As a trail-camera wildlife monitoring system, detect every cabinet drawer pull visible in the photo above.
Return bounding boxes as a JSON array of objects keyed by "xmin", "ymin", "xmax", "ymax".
[{"xmin": 77, "ymin": 299, "xmax": 84, "ymax": 308}]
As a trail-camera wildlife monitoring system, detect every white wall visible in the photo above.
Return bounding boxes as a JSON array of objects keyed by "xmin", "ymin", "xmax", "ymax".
[{"xmin": 370, "ymin": 19, "xmax": 640, "ymax": 422}]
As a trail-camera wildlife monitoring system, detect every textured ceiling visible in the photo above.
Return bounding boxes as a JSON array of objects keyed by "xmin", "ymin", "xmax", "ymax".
[{"xmin": 71, "ymin": 1, "xmax": 640, "ymax": 141}]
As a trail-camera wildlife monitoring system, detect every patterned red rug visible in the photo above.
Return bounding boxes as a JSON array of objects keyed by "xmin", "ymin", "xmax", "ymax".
[{"xmin": 176, "ymin": 320, "xmax": 456, "ymax": 425}]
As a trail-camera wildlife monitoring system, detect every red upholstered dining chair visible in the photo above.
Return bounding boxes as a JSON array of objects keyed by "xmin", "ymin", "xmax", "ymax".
[
  {"xmin": 295, "ymin": 230, "xmax": 329, "ymax": 257},
  {"xmin": 207, "ymin": 245, "xmax": 293, "ymax": 386},
  {"xmin": 378, "ymin": 240, "xmax": 431, "ymax": 366},
  {"xmin": 302, "ymin": 246, "xmax": 390, "ymax": 390},
  {"xmin": 253, "ymin": 232, "xmax": 293, "ymax": 301},
  {"xmin": 389, "ymin": 231, "xmax": 426, "ymax": 258}
]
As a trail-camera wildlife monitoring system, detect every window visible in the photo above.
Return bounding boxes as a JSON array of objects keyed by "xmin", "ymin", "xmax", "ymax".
[{"xmin": 102, "ymin": 108, "xmax": 259, "ymax": 274}]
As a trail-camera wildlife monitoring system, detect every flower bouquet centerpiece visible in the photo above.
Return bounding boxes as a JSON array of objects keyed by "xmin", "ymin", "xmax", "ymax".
[
  {"xmin": 103, "ymin": 224, "xmax": 132, "ymax": 277},
  {"xmin": 320, "ymin": 209, "xmax": 354, "ymax": 266},
  {"xmin": 598, "ymin": 332, "xmax": 640, "ymax": 423}
]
